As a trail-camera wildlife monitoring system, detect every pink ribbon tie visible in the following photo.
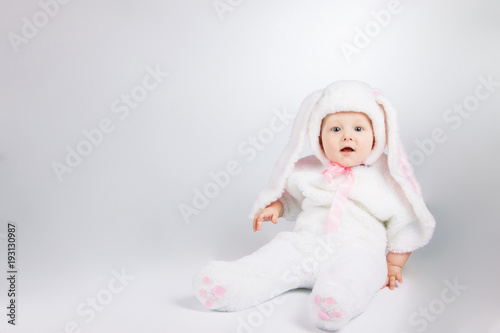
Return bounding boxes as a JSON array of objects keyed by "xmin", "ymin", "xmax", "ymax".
[{"xmin": 322, "ymin": 162, "xmax": 355, "ymax": 233}]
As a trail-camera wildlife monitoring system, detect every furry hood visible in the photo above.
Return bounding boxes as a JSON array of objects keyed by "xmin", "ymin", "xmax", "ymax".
[{"xmin": 308, "ymin": 80, "xmax": 386, "ymax": 166}]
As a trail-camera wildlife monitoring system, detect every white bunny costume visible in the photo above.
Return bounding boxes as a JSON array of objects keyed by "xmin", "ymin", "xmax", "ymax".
[{"xmin": 193, "ymin": 80, "xmax": 436, "ymax": 331}]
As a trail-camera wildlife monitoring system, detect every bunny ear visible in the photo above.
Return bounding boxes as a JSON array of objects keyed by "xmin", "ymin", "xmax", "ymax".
[
  {"xmin": 375, "ymin": 93, "xmax": 436, "ymax": 244},
  {"xmin": 250, "ymin": 89, "xmax": 324, "ymax": 218}
]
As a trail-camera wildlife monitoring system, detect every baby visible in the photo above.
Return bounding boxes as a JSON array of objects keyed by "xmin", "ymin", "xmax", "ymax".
[
  {"xmin": 193, "ymin": 81, "xmax": 435, "ymax": 331},
  {"xmin": 254, "ymin": 110, "xmax": 410, "ymax": 291}
]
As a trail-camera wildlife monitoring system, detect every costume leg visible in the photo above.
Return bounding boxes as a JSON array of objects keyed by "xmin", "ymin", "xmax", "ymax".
[
  {"xmin": 309, "ymin": 246, "xmax": 387, "ymax": 331},
  {"xmin": 193, "ymin": 234, "xmax": 307, "ymax": 312}
]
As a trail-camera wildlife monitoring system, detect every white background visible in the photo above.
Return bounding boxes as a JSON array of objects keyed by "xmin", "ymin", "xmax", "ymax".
[{"xmin": 1, "ymin": 0, "xmax": 499, "ymax": 332}]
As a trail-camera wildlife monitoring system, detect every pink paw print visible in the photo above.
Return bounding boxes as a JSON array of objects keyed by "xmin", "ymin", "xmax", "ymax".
[
  {"xmin": 198, "ymin": 276, "xmax": 226, "ymax": 308},
  {"xmin": 314, "ymin": 295, "xmax": 343, "ymax": 321}
]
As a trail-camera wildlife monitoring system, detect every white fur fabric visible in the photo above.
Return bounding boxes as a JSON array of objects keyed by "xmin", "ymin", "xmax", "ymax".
[
  {"xmin": 280, "ymin": 154, "xmax": 425, "ymax": 253},
  {"xmin": 250, "ymin": 80, "xmax": 435, "ymax": 252}
]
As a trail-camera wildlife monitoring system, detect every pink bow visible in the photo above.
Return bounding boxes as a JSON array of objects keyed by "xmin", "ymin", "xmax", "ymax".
[{"xmin": 322, "ymin": 162, "xmax": 355, "ymax": 232}]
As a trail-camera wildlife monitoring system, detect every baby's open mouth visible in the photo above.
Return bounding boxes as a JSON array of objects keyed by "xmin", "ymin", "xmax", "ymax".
[{"xmin": 340, "ymin": 147, "xmax": 354, "ymax": 152}]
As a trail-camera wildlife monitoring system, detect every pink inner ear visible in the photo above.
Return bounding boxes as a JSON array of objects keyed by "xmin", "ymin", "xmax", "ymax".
[
  {"xmin": 399, "ymin": 155, "xmax": 422, "ymax": 196},
  {"xmin": 373, "ymin": 89, "xmax": 381, "ymax": 95}
]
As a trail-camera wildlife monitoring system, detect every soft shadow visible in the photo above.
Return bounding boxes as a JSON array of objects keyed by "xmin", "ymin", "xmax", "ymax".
[
  {"xmin": 287, "ymin": 289, "xmax": 325, "ymax": 332},
  {"xmin": 175, "ymin": 295, "xmax": 205, "ymax": 311}
]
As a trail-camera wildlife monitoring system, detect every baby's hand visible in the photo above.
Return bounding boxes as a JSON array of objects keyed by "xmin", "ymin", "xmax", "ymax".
[
  {"xmin": 382, "ymin": 252, "xmax": 410, "ymax": 290},
  {"xmin": 253, "ymin": 201, "xmax": 283, "ymax": 232},
  {"xmin": 383, "ymin": 264, "xmax": 403, "ymax": 290}
]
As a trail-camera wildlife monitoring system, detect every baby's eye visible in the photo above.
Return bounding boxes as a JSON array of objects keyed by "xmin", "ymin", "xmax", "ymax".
[
  {"xmin": 354, "ymin": 127, "xmax": 363, "ymax": 132},
  {"xmin": 331, "ymin": 127, "xmax": 341, "ymax": 132}
]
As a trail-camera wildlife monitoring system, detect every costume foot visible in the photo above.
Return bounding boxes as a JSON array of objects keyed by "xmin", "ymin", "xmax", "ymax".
[
  {"xmin": 194, "ymin": 275, "xmax": 228, "ymax": 310},
  {"xmin": 310, "ymin": 291, "xmax": 353, "ymax": 331},
  {"xmin": 313, "ymin": 295, "xmax": 345, "ymax": 321}
]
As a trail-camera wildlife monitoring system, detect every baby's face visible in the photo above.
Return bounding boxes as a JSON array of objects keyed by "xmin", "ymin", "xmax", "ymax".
[{"xmin": 320, "ymin": 112, "xmax": 374, "ymax": 167}]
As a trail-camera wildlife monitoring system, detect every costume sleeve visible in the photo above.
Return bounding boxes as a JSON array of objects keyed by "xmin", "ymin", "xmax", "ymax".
[
  {"xmin": 383, "ymin": 183, "xmax": 433, "ymax": 253},
  {"xmin": 279, "ymin": 188, "xmax": 303, "ymax": 221},
  {"xmin": 386, "ymin": 218, "xmax": 430, "ymax": 253},
  {"xmin": 277, "ymin": 156, "xmax": 320, "ymax": 221}
]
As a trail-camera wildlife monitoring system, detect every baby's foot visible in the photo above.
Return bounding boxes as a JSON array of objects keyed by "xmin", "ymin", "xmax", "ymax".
[
  {"xmin": 313, "ymin": 294, "xmax": 345, "ymax": 322},
  {"xmin": 195, "ymin": 275, "xmax": 227, "ymax": 310}
]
